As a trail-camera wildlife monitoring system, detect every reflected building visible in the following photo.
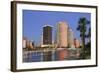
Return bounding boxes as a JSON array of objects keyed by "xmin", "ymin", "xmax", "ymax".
[
  {"xmin": 58, "ymin": 49, "xmax": 69, "ymax": 60},
  {"xmin": 43, "ymin": 51, "xmax": 52, "ymax": 61}
]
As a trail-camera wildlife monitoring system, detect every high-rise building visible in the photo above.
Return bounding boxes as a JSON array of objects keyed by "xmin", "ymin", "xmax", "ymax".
[
  {"xmin": 22, "ymin": 37, "xmax": 27, "ymax": 49},
  {"xmin": 68, "ymin": 28, "xmax": 75, "ymax": 48},
  {"xmin": 43, "ymin": 25, "xmax": 52, "ymax": 46},
  {"xmin": 40, "ymin": 33, "xmax": 43, "ymax": 47},
  {"xmin": 29, "ymin": 41, "xmax": 34, "ymax": 49},
  {"xmin": 26, "ymin": 40, "xmax": 34, "ymax": 49},
  {"xmin": 56, "ymin": 22, "xmax": 68, "ymax": 48}
]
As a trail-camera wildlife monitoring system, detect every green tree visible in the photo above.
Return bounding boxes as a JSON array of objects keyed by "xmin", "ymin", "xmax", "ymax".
[
  {"xmin": 85, "ymin": 27, "xmax": 91, "ymax": 58},
  {"xmin": 77, "ymin": 17, "xmax": 90, "ymax": 59},
  {"xmin": 87, "ymin": 27, "xmax": 91, "ymax": 43}
]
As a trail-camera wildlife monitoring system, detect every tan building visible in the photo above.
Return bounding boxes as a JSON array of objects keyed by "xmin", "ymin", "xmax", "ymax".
[
  {"xmin": 74, "ymin": 39, "xmax": 80, "ymax": 48},
  {"xmin": 68, "ymin": 28, "xmax": 75, "ymax": 48},
  {"xmin": 29, "ymin": 41, "xmax": 34, "ymax": 49},
  {"xmin": 56, "ymin": 22, "xmax": 68, "ymax": 48},
  {"xmin": 26, "ymin": 40, "xmax": 34, "ymax": 49},
  {"xmin": 22, "ymin": 37, "xmax": 27, "ymax": 49}
]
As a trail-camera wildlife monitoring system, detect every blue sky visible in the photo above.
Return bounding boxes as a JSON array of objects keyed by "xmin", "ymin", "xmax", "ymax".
[{"xmin": 23, "ymin": 10, "xmax": 91, "ymax": 44}]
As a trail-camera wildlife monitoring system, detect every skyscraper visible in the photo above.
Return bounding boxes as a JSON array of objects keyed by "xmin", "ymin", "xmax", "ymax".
[
  {"xmin": 40, "ymin": 33, "xmax": 43, "ymax": 47},
  {"xmin": 26, "ymin": 40, "xmax": 34, "ymax": 49},
  {"xmin": 56, "ymin": 22, "xmax": 68, "ymax": 48},
  {"xmin": 68, "ymin": 28, "xmax": 75, "ymax": 48},
  {"xmin": 43, "ymin": 25, "xmax": 52, "ymax": 46},
  {"xmin": 23, "ymin": 37, "xmax": 27, "ymax": 49}
]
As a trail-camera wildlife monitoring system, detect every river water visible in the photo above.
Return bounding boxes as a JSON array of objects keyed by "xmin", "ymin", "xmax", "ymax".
[{"xmin": 23, "ymin": 48, "xmax": 81, "ymax": 62}]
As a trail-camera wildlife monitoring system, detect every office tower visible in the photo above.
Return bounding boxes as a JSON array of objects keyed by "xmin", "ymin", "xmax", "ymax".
[
  {"xmin": 22, "ymin": 37, "xmax": 27, "ymax": 49},
  {"xmin": 29, "ymin": 41, "xmax": 34, "ymax": 49},
  {"xmin": 74, "ymin": 39, "xmax": 80, "ymax": 48},
  {"xmin": 26, "ymin": 40, "xmax": 34, "ymax": 49},
  {"xmin": 56, "ymin": 22, "xmax": 68, "ymax": 48},
  {"xmin": 26, "ymin": 40, "xmax": 30, "ymax": 49},
  {"xmin": 40, "ymin": 34, "xmax": 43, "ymax": 47},
  {"xmin": 68, "ymin": 28, "xmax": 75, "ymax": 48},
  {"xmin": 43, "ymin": 25, "xmax": 52, "ymax": 45}
]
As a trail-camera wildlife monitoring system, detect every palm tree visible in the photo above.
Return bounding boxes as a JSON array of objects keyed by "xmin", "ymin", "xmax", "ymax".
[
  {"xmin": 77, "ymin": 17, "xmax": 90, "ymax": 59},
  {"xmin": 86, "ymin": 27, "xmax": 91, "ymax": 58},
  {"xmin": 87, "ymin": 27, "xmax": 91, "ymax": 43}
]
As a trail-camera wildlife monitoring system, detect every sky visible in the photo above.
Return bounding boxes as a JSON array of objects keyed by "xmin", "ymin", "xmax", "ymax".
[{"xmin": 23, "ymin": 10, "xmax": 91, "ymax": 45}]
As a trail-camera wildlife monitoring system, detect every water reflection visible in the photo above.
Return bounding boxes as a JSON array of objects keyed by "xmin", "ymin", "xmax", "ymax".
[{"xmin": 23, "ymin": 48, "xmax": 81, "ymax": 62}]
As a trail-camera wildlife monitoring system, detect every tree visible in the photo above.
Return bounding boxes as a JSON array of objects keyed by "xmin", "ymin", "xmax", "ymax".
[
  {"xmin": 77, "ymin": 17, "xmax": 90, "ymax": 59},
  {"xmin": 85, "ymin": 27, "xmax": 91, "ymax": 58},
  {"xmin": 87, "ymin": 27, "xmax": 91, "ymax": 43}
]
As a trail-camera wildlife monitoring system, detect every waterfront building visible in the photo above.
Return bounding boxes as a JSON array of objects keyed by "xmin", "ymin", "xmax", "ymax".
[
  {"xmin": 56, "ymin": 22, "xmax": 68, "ymax": 48},
  {"xmin": 22, "ymin": 37, "xmax": 27, "ymax": 49},
  {"xmin": 29, "ymin": 41, "xmax": 34, "ymax": 49},
  {"xmin": 40, "ymin": 33, "xmax": 43, "ymax": 47},
  {"xmin": 26, "ymin": 40, "xmax": 34, "ymax": 49},
  {"xmin": 74, "ymin": 39, "xmax": 80, "ymax": 48},
  {"xmin": 42, "ymin": 25, "xmax": 52, "ymax": 47},
  {"xmin": 68, "ymin": 28, "xmax": 75, "ymax": 48}
]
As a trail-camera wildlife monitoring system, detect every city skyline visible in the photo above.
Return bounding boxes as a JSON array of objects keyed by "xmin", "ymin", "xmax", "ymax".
[
  {"xmin": 23, "ymin": 22, "xmax": 80, "ymax": 48},
  {"xmin": 23, "ymin": 10, "xmax": 91, "ymax": 44}
]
